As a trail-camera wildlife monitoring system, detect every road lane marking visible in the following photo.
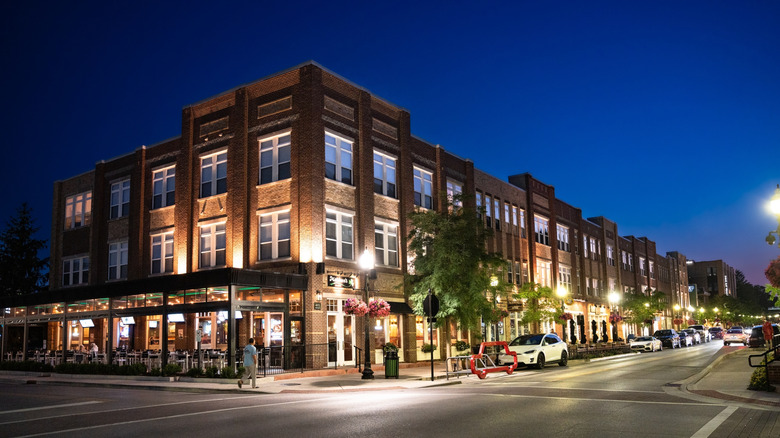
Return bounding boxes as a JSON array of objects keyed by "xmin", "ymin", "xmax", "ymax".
[
  {"xmin": 434, "ymin": 391, "xmax": 721, "ymax": 406},
  {"xmin": 690, "ymin": 405, "xmax": 738, "ymax": 438},
  {"xmin": 0, "ymin": 401, "xmax": 102, "ymax": 415}
]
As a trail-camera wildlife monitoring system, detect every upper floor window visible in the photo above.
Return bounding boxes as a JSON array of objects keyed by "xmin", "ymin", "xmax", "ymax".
[
  {"xmin": 199, "ymin": 222, "xmax": 226, "ymax": 268},
  {"xmin": 63, "ymin": 256, "xmax": 89, "ymax": 286},
  {"xmin": 493, "ymin": 198, "xmax": 500, "ymax": 231},
  {"xmin": 151, "ymin": 232, "xmax": 174, "ymax": 274},
  {"xmin": 608, "ymin": 277, "xmax": 616, "ymax": 292},
  {"xmin": 512, "ymin": 206, "xmax": 518, "ymax": 233},
  {"xmin": 259, "ymin": 210, "xmax": 291, "ymax": 260},
  {"xmin": 476, "ymin": 192, "xmax": 483, "ymax": 219},
  {"xmin": 639, "ymin": 257, "xmax": 646, "ymax": 276},
  {"xmin": 519, "ymin": 209, "xmax": 526, "ymax": 238},
  {"xmin": 556, "ymin": 224, "xmax": 570, "ymax": 252},
  {"xmin": 504, "ymin": 203, "xmax": 511, "ymax": 226},
  {"xmin": 200, "ymin": 150, "xmax": 227, "ymax": 198},
  {"xmin": 374, "ymin": 221, "xmax": 398, "ymax": 267},
  {"xmin": 446, "ymin": 181, "xmax": 462, "ymax": 208},
  {"xmin": 649, "ymin": 261, "xmax": 655, "ymax": 279},
  {"xmin": 259, "ymin": 131, "xmax": 291, "ymax": 185},
  {"xmin": 325, "ymin": 132, "xmax": 352, "ymax": 185},
  {"xmin": 325, "ymin": 209, "xmax": 353, "ymax": 260},
  {"xmin": 108, "ymin": 241, "xmax": 128, "ymax": 280},
  {"xmin": 628, "ymin": 254, "xmax": 634, "ymax": 272},
  {"xmin": 558, "ymin": 265, "xmax": 572, "ymax": 293},
  {"xmin": 485, "ymin": 195, "xmax": 492, "ymax": 226},
  {"xmin": 583, "ymin": 235, "xmax": 589, "ymax": 257},
  {"xmin": 152, "ymin": 166, "xmax": 175, "ymax": 209},
  {"xmin": 589, "ymin": 238, "xmax": 597, "ymax": 259},
  {"xmin": 534, "ymin": 215, "xmax": 549, "ymax": 246},
  {"xmin": 373, "ymin": 151, "xmax": 397, "ymax": 198},
  {"xmin": 536, "ymin": 259, "xmax": 552, "ymax": 287},
  {"xmin": 65, "ymin": 191, "xmax": 92, "ymax": 230},
  {"xmin": 110, "ymin": 179, "xmax": 130, "ymax": 219},
  {"xmin": 621, "ymin": 250, "xmax": 628, "ymax": 270},
  {"xmin": 413, "ymin": 167, "xmax": 433, "ymax": 209},
  {"xmin": 607, "ymin": 245, "xmax": 615, "ymax": 266},
  {"xmin": 514, "ymin": 261, "xmax": 521, "ymax": 285}
]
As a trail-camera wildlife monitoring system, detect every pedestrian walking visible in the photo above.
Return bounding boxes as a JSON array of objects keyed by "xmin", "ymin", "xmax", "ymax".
[
  {"xmin": 238, "ymin": 338, "xmax": 257, "ymax": 389},
  {"xmin": 762, "ymin": 320, "xmax": 773, "ymax": 349}
]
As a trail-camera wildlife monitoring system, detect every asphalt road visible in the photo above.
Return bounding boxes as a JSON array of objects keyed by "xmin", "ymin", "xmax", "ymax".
[{"xmin": 1, "ymin": 341, "xmax": 777, "ymax": 438}]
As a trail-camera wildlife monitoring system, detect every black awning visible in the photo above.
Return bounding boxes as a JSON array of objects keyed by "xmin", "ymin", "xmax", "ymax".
[{"xmin": 389, "ymin": 301, "xmax": 414, "ymax": 314}]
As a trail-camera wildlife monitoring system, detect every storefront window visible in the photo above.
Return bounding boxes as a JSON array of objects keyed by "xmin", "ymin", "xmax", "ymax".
[
  {"xmin": 167, "ymin": 291, "xmax": 184, "ymax": 305},
  {"xmin": 262, "ymin": 290, "xmax": 284, "ymax": 304},
  {"xmin": 147, "ymin": 293, "xmax": 163, "ymax": 307},
  {"xmin": 127, "ymin": 294, "xmax": 145, "ymax": 308},
  {"xmin": 96, "ymin": 298, "xmax": 109, "ymax": 310},
  {"xmin": 415, "ymin": 315, "xmax": 438, "ymax": 347},
  {"xmin": 237, "ymin": 287, "xmax": 261, "ymax": 301},
  {"xmin": 112, "ymin": 297, "xmax": 127, "ymax": 309},
  {"xmin": 187, "ymin": 288, "xmax": 207, "ymax": 304},
  {"xmin": 208, "ymin": 287, "xmax": 228, "ymax": 302},
  {"xmin": 289, "ymin": 292, "xmax": 301, "ymax": 314},
  {"xmin": 148, "ymin": 318, "xmax": 161, "ymax": 346},
  {"xmin": 12, "ymin": 307, "xmax": 25, "ymax": 316}
]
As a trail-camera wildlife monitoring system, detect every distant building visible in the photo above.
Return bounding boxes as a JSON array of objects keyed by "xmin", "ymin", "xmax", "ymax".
[{"xmin": 687, "ymin": 259, "xmax": 737, "ymax": 304}]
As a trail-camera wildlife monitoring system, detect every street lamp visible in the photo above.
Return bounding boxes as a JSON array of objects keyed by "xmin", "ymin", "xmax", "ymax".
[
  {"xmin": 608, "ymin": 291, "xmax": 620, "ymax": 342},
  {"xmin": 556, "ymin": 286, "xmax": 568, "ymax": 342},
  {"xmin": 766, "ymin": 184, "xmax": 780, "ymax": 246},
  {"xmin": 673, "ymin": 304, "xmax": 681, "ymax": 329},
  {"xmin": 359, "ymin": 248, "xmax": 375, "ymax": 380}
]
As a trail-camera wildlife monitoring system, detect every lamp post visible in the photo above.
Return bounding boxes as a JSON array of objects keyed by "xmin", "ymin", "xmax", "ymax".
[
  {"xmin": 556, "ymin": 286, "xmax": 568, "ymax": 342},
  {"xmin": 766, "ymin": 184, "xmax": 780, "ymax": 246},
  {"xmin": 608, "ymin": 291, "xmax": 620, "ymax": 342},
  {"xmin": 359, "ymin": 249, "xmax": 375, "ymax": 380},
  {"xmin": 673, "ymin": 304, "xmax": 681, "ymax": 330}
]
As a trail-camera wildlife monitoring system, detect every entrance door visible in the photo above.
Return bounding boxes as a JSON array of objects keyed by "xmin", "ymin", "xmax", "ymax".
[{"xmin": 327, "ymin": 299, "xmax": 355, "ymax": 366}]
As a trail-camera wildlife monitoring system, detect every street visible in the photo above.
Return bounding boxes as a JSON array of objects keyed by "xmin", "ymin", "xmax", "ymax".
[{"xmin": 1, "ymin": 342, "xmax": 777, "ymax": 438}]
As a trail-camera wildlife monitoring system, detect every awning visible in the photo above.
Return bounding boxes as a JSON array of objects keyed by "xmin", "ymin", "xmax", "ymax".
[{"xmin": 389, "ymin": 301, "xmax": 414, "ymax": 314}]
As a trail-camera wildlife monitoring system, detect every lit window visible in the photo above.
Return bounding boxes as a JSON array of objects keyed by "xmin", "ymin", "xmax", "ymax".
[
  {"xmin": 446, "ymin": 181, "xmax": 462, "ymax": 208},
  {"xmin": 65, "ymin": 191, "xmax": 92, "ymax": 230},
  {"xmin": 534, "ymin": 216, "xmax": 549, "ymax": 246},
  {"xmin": 199, "ymin": 223, "xmax": 226, "ymax": 268},
  {"xmin": 639, "ymin": 257, "xmax": 646, "ymax": 276},
  {"xmin": 325, "ymin": 131, "xmax": 353, "ymax": 185},
  {"xmin": 110, "ymin": 179, "xmax": 130, "ymax": 219},
  {"xmin": 493, "ymin": 198, "xmax": 500, "ymax": 230},
  {"xmin": 108, "ymin": 241, "xmax": 128, "ymax": 280},
  {"xmin": 590, "ymin": 238, "xmax": 597, "ymax": 259},
  {"xmin": 200, "ymin": 151, "xmax": 227, "ymax": 198},
  {"xmin": 151, "ymin": 232, "xmax": 174, "ymax": 274},
  {"xmin": 373, "ymin": 151, "xmax": 397, "ymax": 198},
  {"xmin": 556, "ymin": 224, "xmax": 570, "ymax": 252},
  {"xmin": 649, "ymin": 261, "xmax": 655, "ymax": 279},
  {"xmin": 259, "ymin": 131, "xmax": 291, "ymax": 184},
  {"xmin": 476, "ymin": 192, "xmax": 483, "ymax": 219},
  {"xmin": 504, "ymin": 203, "xmax": 510, "ymax": 225},
  {"xmin": 536, "ymin": 259, "xmax": 552, "ymax": 287},
  {"xmin": 325, "ymin": 209, "xmax": 353, "ymax": 260},
  {"xmin": 519, "ymin": 209, "xmax": 526, "ymax": 238},
  {"xmin": 63, "ymin": 256, "xmax": 89, "ymax": 286},
  {"xmin": 413, "ymin": 167, "xmax": 433, "ymax": 209},
  {"xmin": 152, "ymin": 166, "xmax": 175, "ymax": 209},
  {"xmin": 583, "ymin": 235, "xmax": 589, "ymax": 257},
  {"xmin": 259, "ymin": 210, "xmax": 291, "ymax": 260},
  {"xmin": 375, "ymin": 221, "xmax": 398, "ymax": 267},
  {"xmin": 607, "ymin": 245, "xmax": 615, "ymax": 266},
  {"xmin": 558, "ymin": 265, "xmax": 572, "ymax": 292}
]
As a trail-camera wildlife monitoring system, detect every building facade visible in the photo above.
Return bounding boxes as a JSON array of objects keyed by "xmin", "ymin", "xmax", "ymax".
[{"xmin": 687, "ymin": 259, "xmax": 737, "ymax": 305}]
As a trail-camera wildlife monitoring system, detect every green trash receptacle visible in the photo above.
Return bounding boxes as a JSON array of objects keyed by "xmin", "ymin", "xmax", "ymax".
[{"xmin": 384, "ymin": 350, "xmax": 399, "ymax": 379}]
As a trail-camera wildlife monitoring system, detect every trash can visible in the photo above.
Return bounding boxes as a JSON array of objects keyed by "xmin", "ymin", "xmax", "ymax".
[{"xmin": 384, "ymin": 350, "xmax": 399, "ymax": 379}]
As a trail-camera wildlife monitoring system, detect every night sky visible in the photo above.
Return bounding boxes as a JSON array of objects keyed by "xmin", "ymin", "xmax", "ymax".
[{"xmin": 2, "ymin": 1, "xmax": 779, "ymax": 286}]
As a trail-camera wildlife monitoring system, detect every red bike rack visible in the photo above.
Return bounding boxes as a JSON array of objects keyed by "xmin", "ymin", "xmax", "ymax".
[{"xmin": 469, "ymin": 341, "xmax": 518, "ymax": 379}]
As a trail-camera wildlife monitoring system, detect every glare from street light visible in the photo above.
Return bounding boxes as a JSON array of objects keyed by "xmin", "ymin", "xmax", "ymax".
[
  {"xmin": 687, "ymin": 306, "xmax": 694, "ymax": 312},
  {"xmin": 556, "ymin": 286, "xmax": 567, "ymax": 298},
  {"xmin": 769, "ymin": 184, "xmax": 780, "ymax": 215},
  {"xmin": 359, "ymin": 249, "xmax": 375, "ymax": 270},
  {"xmin": 674, "ymin": 304, "xmax": 680, "ymax": 311},
  {"xmin": 608, "ymin": 291, "xmax": 619, "ymax": 304},
  {"xmin": 714, "ymin": 307, "xmax": 719, "ymax": 313}
]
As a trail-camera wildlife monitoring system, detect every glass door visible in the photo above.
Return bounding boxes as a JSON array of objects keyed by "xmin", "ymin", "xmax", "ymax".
[{"xmin": 327, "ymin": 299, "xmax": 355, "ymax": 366}]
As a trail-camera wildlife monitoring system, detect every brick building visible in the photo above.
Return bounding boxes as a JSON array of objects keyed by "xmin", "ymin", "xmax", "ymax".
[{"xmin": 687, "ymin": 259, "xmax": 737, "ymax": 305}]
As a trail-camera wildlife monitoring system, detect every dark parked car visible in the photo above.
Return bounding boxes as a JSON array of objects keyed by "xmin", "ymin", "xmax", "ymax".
[
  {"xmin": 708, "ymin": 326, "xmax": 724, "ymax": 340},
  {"xmin": 748, "ymin": 324, "xmax": 780, "ymax": 348},
  {"xmin": 678, "ymin": 330, "xmax": 693, "ymax": 347},
  {"xmin": 653, "ymin": 329, "xmax": 681, "ymax": 349}
]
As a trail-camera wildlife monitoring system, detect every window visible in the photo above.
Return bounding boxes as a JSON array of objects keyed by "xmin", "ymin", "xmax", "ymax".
[
  {"xmin": 413, "ymin": 167, "xmax": 433, "ymax": 209},
  {"xmin": 536, "ymin": 260, "xmax": 552, "ymax": 287},
  {"xmin": 628, "ymin": 254, "xmax": 634, "ymax": 272},
  {"xmin": 110, "ymin": 179, "xmax": 130, "ymax": 219},
  {"xmin": 485, "ymin": 195, "xmax": 492, "ymax": 227},
  {"xmin": 259, "ymin": 210, "xmax": 291, "ymax": 260},
  {"xmin": 504, "ymin": 203, "xmax": 511, "ymax": 228},
  {"xmin": 493, "ymin": 198, "xmax": 500, "ymax": 230},
  {"xmin": 649, "ymin": 261, "xmax": 655, "ymax": 279},
  {"xmin": 374, "ymin": 221, "xmax": 398, "ymax": 267},
  {"xmin": 519, "ymin": 209, "xmax": 526, "ymax": 238},
  {"xmin": 374, "ymin": 151, "xmax": 397, "ymax": 198},
  {"xmin": 621, "ymin": 251, "xmax": 628, "ymax": 270},
  {"xmin": 151, "ymin": 232, "xmax": 174, "ymax": 274},
  {"xmin": 558, "ymin": 265, "xmax": 572, "ymax": 293},
  {"xmin": 608, "ymin": 278, "xmax": 616, "ymax": 292},
  {"xmin": 446, "ymin": 181, "xmax": 462, "ymax": 207},
  {"xmin": 200, "ymin": 150, "xmax": 227, "ymax": 198},
  {"xmin": 583, "ymin": 235, "xmax": 589, "ymax": 257},
  {"xmin": 590, "ymin": 238, "xmax": 597, "ymax": 259},
  {"xmin": 325, "ymin": 209, "xmax": 353, "ymax": 260},
  {"xmin": 592, "ymin": 278, "xmax": 599, "ymax": 296},
  {"xmin": 639, "ymin": 257, "xmax": 646, "ymax": 276},
  {"xmin": 512, "ymin": 206, "xmax": 518, "ymax": 234},
  {"xmin": 65, "ymin": 191, "xmax": 92, "ymax": 229},
  {"xmin": 62, "ymin": 256, "xmax": 89, "ymax": 286},
  {"xmin": 199, "ymin": 223, "xmax": 226, "ymax": 268},
  {"xmin": 152, "ymin": 166, "xmax": 175, "ymax": 209},
  {"xmin": 556, "ymin": 224, "xmax": 570, "ymax": 251},
  {"xmin": 607, "ymin": 245, "xmax": 615, "ymax": 266},
  {"xmin": 514, "ymin": 261, "xmax": 521, "ymax": 284},
  {"xmin": 534, "ymin": 216, "xmax": 549, "ymax": 245},
  {"xmin": 325, "ymin": 132, "xmax": 353, "ymax": 184},
  {"xmin": 259, "ymin": 131, "xmax": 291, "ymax": 184},
  {"xmin": 508, "ymin": 260, "xmax": 514, "ymax": 283},
  {"xmin": 476, "ymin": 192, "xmax": 483, "ymax": 219},
  {"xmin": 108, "ymin": 241, "xmax": 128, "ymax": 280}
]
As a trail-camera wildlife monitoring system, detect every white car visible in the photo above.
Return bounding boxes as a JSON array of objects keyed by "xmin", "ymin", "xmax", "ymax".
[
  {"xmin": 723, "ymin": 327, "xmax": 748, "ymax": 346},
  {"xmin": 629, "ymin": 336, "xmax": 663, "ymax": 352},
  {"xmin": 498, "ymin": 333, "xmax": 568, "ymax": 369}
]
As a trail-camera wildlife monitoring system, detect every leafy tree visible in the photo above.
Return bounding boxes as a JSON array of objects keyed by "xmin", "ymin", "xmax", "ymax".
[
  {"xmin": 404, "ymin": 195, "xmax": 512, "ymax": 331},
  {"xmin": 623, "ymin": 289, "xmax": 666, "ymax": 330},
  {"xmin": 512, "ymin": 283, "xmax": 561, "ymax": 330},
  {"xmin": 0, "ymin": 203, "xmax": 48, "ymax": 296}
]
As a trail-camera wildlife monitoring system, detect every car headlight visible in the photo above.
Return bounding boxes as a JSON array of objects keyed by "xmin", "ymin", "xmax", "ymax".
[{"xmin": 523, "ymin": 349, "xmax": 537, "ymax": 355}]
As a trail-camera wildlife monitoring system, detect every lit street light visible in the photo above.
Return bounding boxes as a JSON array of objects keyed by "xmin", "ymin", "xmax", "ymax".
[
  {"xmin": 766, "ymin": 184, "xmax": 780, "ymax": 246},
  {"xmin": 608, "ymin": 291, "xmax": 620, "ymax": 341},
  {"xmin": 359, "ymin": 248, "xmax": 375, "ymax": 380},
  {"xmin": 556, "ymin": 286, "xmax": 568, "ymax": 343}
]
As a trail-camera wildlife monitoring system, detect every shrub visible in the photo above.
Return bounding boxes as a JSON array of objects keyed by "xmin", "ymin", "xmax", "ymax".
[
  {"xmin": 421, "ymin": 343, "xmax": 437, "ymax": 353},
  {"xmin": 186, "ymin": 367, "xmax": 203, "ymax": 378},
  {"xmin": 0, "ymin": 360, "xmax": 54, "ymax": 372},
  {"xmin": 148, "ymin": 367, "xmax": 162, "ymax": 377},
  {"xmin": 162, "ymin": 363, "xmax": 182, "ymax": 377},
  {"xmin": 204, "ymin": 366, "xmax": 220, "ymax": 378},
  {"xmin": 221, "ymin": 366, "xmax": 243, "ymax": 379},
  {"xmin": 383, "ymin": 342, "xmax": 398, "ymax": 352},
  {"xmin": 453, "ymin": 341, "xmax": 470, "ymax": 352}
]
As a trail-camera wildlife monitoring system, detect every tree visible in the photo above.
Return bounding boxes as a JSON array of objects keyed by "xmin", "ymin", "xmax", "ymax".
[
  {"xmin": 622, "ymin": 289, "xmax": 666, "ymax": 330},
  {"xmin": 404, "ymin": 195, "xmax": 512, "ymax": 331},
  {"xmin": 0, "ymin": 203, "xmax": 48, "ymax": 296},
  {"xmin": 512, "ymin": 282, "xmax": 561, "ymax": 330}
]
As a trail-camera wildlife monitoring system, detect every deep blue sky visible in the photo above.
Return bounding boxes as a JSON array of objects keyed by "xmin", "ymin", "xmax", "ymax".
[{"xmin": 2, "ymin": 1, "xmax": 779, "ymax": 286}]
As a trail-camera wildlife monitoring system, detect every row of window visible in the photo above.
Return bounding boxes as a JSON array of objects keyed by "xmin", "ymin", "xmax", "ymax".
[{"xmin": 476, "ymin": 193, "xmax": 525, "ymax": 236}]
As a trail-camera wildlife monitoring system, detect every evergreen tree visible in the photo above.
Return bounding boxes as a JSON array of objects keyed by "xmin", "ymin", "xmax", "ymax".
[{"xmin": 0, "ymin": 203, "xmax": 48, "ymax": 296}]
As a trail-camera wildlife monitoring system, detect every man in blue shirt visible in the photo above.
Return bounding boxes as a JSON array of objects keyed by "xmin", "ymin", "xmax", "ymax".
[{"xmin": 238, "ymin": 338, "xmax": 257, "ymax": 389}]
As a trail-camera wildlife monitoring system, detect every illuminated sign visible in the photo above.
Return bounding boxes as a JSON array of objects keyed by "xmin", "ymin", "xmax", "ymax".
[{"xmin": 327, "ymin": 275, "xmax": 355, "ymax": 289}]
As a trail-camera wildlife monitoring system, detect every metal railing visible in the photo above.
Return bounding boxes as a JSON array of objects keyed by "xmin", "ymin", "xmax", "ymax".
[{"xmin": 748, "ymin": 335, "xmax": 779, "ymax": 375}]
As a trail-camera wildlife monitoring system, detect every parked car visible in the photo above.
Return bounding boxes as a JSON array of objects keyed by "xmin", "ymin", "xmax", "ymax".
[
  {"xmin": 629, "ymin": 336, "xmax": 663, "ymax": 352},
  {"xmin": 708, "ymin": 326, "xmax": 724, "ymax": 340},
  {"xmin": 688, "ymin": 325, "xmax": 711, "ymax": 342},
  {"xmin": 748, "ymin": 324, "xmax": 780, "ymax": 348},
  {"xmin": 723, "ymin": 327, "xmax": 748, "ymax": 346},
  {"xmin": 497, "ymin": 333, "xmax": 568, "ymax": 369},
  {"xmin": 678, "ymin": 330, "xmax": 693, "ymax": 347},
  {"xmin": 681, "ymin": 328, "xmax": 702, "ymax": 344},
  {"xmin": 653, "ymin": 329, "xmax": 681, "ymax": 349}
]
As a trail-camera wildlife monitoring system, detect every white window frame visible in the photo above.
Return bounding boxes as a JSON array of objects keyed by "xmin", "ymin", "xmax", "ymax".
[
  {"xmin": 200, "ymin": 150, "xmax": 227, "ymax": 198},
  {"xmin": 374, "ymin": 220, "xmax": 399, "ymax": 267},
  {"xmin": 556, "ymin": 224, "xmax": 570, "ymax": 251},
  {"xmin": 62, "ymin": 256, "xmax": 89, "ymax": 287},
  {"xmin": 108, "ymin": 241, "xmax": 128, "ymax": 280},
  {"xmin": 65, "ymin": 191, "xmax": 92, "ymax": 230},
  {"xmin": 558, "ymin": 265, "xmax": 572, "ymax": 293},
  {"xmin": 639, "ymin": 257, "xmax": 646, "ymax": 276},
  {"xmin": 536, "ymin": 259, "xmax": 552, "ymax": 287},
  {"xmin": 110, "ymin": 179, "xmax": 130, "ymax": 219},
  {"xmin": 485, "ymin": 195, "xmax": 492, "ymax": 223},
  {"xmin": 592, "ymin": 278, "xmax": 599, "ymax": 296},
  {"xmin": 152, "ymin": 166, "xmax": 175, "ymax": 209},
  {"xmin": 259, "ymin": 131, "xmax": 291, "ymax": 185},
  {"xmin": 534, "ymin": 215, "xmax": 549, "ymax": 245},
  {"xmin": 325, "ymin": 208, "xmax": 354, "ymax": 260},
  {"xmin": 151, "ymin": 231, "xmax": 174, "ymax": 274},
  {"xmin": 493, "ymin": 198, "xmax": 500, "ymax": 230},
  {"xmin": 583, "ymin": 235, "xmax": 589, "ymax": 257},
  {"xmin": 519, "ymin": 209, "xmax": 526, "ymax": 238},
  {"xmin": 325, "ymin": 131, "xmax": 353, "ymax": 185},
  {"xmin": 413, "ymin": 166, "xmax": 433, "ymax": 209},
  {"xmin": 259, "ymin": 209, "xmax": 291, "ymax": 260},
  {"xmin": 446, "ymin": 180, "xmax": 462, "ymax": 208},
  {"xmin": 649, "ymin": 261, "xmax": 655, "ymax": 279},
  {"xmin": 476, "ymin": 192, "xmax": 483, "ymax": 218},
  {"xmin": 607, "ymin": 245, "xmax": 615, "ymax": 266},
  {"xmin": 373, "ymin": 150, "xmax": 397, "ymax": 198},
  {"xmin": 589, "ymin": 238, "xmax": 597, "ymax": 258},
  {"xmin": 199, "ymin": 222, "xmax": 226, "ymax": 268}
]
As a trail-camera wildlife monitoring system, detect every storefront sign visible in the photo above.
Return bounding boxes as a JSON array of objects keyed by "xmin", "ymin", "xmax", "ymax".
[
  {"xmin": 327, "ymin": 275, "xmax": 355, "ymax": 289},
  {"xmin": 314, "ymin": 302, "xmax": 322, "ymax": 310}
]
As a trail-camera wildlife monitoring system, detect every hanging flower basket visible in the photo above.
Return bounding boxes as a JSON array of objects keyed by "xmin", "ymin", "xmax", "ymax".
[
  {"xmin": 673, "ymin": 318, "xmax": 683, "ymax": 325},
  {"xmin": 559, "ymin": 312, "xmax": 573, "ymax": 321},
  {"xmin": 609, "ymin": 313, "xmax": 623, "ymax": 324},
  {"xmin": 343, "ymin": 298, "xmax": 368, "ymax": 316},
  {"xmin": 368, "ymin": 298, "xmax": 391, "ymax": 317},
  {"xmin": 687, "ymin": 318, "xmax": 696, "ymax": 325}
]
